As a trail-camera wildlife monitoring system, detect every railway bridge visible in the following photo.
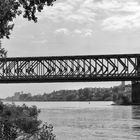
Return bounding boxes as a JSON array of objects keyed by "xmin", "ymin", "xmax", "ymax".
[{"xmin": 0, "ymin": 54, "xmax": 140, "ymax": 104}]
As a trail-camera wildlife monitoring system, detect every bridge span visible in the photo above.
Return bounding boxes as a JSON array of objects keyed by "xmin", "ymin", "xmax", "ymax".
[
  {"xmin": 0, "ymin": 54, "xmax": 140, "ymax": 104},
  {"xmin": 0, "ymin": 54, "xmax": 140, "ymax": 83}
]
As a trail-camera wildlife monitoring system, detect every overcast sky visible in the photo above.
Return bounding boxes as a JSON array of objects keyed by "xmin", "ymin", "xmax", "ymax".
[{"xmin": 1, "ymin": 0, "xmax": 139, "ymax": 98}]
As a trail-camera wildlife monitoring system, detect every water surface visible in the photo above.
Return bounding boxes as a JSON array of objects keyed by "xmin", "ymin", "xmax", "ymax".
[{"xmin": 4, "ymin": 101, "xmax": 140, "ymax": 140}]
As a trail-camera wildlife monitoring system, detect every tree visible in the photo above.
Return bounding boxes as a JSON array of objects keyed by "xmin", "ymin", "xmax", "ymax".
[
  {"xmin": 0, "ymin": 0, "xmax": 56, "ymax": 39},
  {"xmin": 0, "ymin": 102, "xmax": 56, "ymax": 140},
  {"xmin": 0, "ymin": 40, "xmax": 7, "ymax": 58}
]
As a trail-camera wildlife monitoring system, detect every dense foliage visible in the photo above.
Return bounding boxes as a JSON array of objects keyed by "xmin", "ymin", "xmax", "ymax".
[
  {"xmin": 5, "ymin": 88, "xmax": 113, "ymax": 101},
  {"xmin": 5, "ymin": 84, "xmax": 132, "ymax": 104},
  {"xmin": 0, "ymin": 102, "xmax": 55, "ymax": 140},
  {"xmin": 0, "ymin": 0, "xmax": 56, "ymax": 39},
  {"xmin": 112, "ymin": 85, "xmax": 131, "ymax": 105}
]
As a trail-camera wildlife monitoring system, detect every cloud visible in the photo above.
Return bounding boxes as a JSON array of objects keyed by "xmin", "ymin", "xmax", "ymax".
[
  {"xmin": 38, "ymin": 3, "xmax": 73, "ymax": 22},
  {"xmin": 38, "ymin": 0, "xmax": 96, "ymax": 25},
  {"xmin": 55, "ymin": 28, "xmax": 94, "ymax": 37},
  {"xmin": 11, "ymin": 0, "xmax": 140, "ymax": 33},
  {"xmin": 80, "ymin": 0, "xmax": 121, "ymax": 14},
  {"xmin": 38, "ymin": 0, "xmax": 140, "ymax": 31},
  {"xmin": 31, "ymin": 39, "xmax": 48, "ymax": 44},
  {"xmin": 119, "ymin": 1, "xmax": 140, "ymax": 13},
  {"xmin": 78, "ymin": 0, "xmax": 140, "ymax": 30},
  {"xmin": 102, "ymin": 11, "xmax": 140, "ymax": 30},
  {"xmin": 73, "ymin": 29, "xmax": 93, "ymax": 37},
  {"xmin": 73, "ymin": 29, "xmax": 82, "ymax": 34},
  {"xmin": 84, "ymin": 29, "xmax": 93, "ymax": 37},
  {"xmin": 101, "ymin": 0, "xmax": 140, "ymax": 30},
  {"xmin": 83, "ymin": 0, "xmax": 140, "ymax": 13},
  {"xmin": 54, "ymin": 28, "xmax": 71, "ymax": 35}
]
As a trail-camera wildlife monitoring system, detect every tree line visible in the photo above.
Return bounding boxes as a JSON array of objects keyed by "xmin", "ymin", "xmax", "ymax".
[{"xmin": 5, "ymin": 84, "xmax": 132, "ymax": 103}]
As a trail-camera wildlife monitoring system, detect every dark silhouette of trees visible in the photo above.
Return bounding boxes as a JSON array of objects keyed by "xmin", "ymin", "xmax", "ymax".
[
  {"xmin": 0, "ymin": 0, "xmax": 56, "ymax": 39},
  {"xmin": 0, "ymin": 102, "xmax": 56, "ymax": 139},
  {"xmin": 5, "ymin": 87, "xmax": 115, "ymax": 101},
  {"xmin": 5, "ymin": 85, "xmax": 132, "ymax": 104}
]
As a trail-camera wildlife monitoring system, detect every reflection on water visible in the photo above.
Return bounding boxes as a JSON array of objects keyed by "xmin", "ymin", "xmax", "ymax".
[
  {"xmin": 132, "ymin": 106, "xmax": 140, "ymax": 136},
  {"xmin": 3, "ymin": 101, "xmax": 140, "ymax": 140},
  {"xmin": 132, "ymin": 106, "xmax": 140, "ymax": 119}
]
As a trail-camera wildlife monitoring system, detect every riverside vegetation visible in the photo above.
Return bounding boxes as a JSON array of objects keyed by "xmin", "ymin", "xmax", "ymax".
[
  {"xmin": 0, "ymin": 102, "xmax": 56, "ymax": 140},
  {"xmin": 5, "ymin": 84, "xmax": 132, "ymax": 105}
]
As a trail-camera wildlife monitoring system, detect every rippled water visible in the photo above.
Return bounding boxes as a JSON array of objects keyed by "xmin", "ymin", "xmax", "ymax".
[{"xmin": 4, "ymin": 101, "xmax": 140, "ymax": 140}]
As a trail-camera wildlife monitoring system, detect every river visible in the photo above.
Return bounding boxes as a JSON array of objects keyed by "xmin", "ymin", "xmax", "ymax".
[{"xmin": 3, "ymin": 101, "xmax": 140, "ymax": 140}]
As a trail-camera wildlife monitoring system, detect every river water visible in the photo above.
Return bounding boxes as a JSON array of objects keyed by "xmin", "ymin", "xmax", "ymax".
[{"xmin": 3, "ymin": 101, "xmax": 140, "ymax": 140}]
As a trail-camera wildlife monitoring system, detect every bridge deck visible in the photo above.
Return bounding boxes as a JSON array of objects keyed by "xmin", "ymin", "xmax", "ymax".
[{"xmin": 0, "ymin": 54, "xmax": 140, "ymax": 83}]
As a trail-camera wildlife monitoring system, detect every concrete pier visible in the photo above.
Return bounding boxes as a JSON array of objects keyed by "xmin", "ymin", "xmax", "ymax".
[{"xmin": 132, "ymin": 81, "xmax": 140, "ymax": 105}]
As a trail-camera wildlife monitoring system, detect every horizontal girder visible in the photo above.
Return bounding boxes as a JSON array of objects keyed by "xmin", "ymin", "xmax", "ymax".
[{"xmin": 0, "ymin": 54, "xmax": 140, "ymax": 83}]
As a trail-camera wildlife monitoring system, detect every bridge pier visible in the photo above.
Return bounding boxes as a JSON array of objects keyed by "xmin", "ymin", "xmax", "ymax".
[{"xmin": 132, "ymin": 81, "xmax": 140, "ymax": 105}]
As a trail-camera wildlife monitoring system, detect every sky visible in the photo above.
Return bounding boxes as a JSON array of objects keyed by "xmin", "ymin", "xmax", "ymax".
[{"xmin": 1, "ymin": 0, "xmax": 139, "ymax": 98}]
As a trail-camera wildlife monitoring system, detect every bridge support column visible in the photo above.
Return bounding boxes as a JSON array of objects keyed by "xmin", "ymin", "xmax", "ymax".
[
  {"xmin": 132, "ymin": 57, "xmax": 140, "ymax": 104},
  {"xmin": 132, "ymin": 81, "xmax": 140, "ymax": 105}
]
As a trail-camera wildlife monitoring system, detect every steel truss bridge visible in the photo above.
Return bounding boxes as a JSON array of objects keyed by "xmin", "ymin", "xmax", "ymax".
[{"xmin": 0, "ymin": 54, "xmax": 140, "ymax": 83}]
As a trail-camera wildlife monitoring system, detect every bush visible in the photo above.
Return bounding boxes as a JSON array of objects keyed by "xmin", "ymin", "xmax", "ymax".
[
  {"xmin": 0, "ymin": 102, "xmax": 56, "ymax": 140},
  {"xmin": 113, "ymin": 91, "xmax": 131, "ymax": 105}
]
